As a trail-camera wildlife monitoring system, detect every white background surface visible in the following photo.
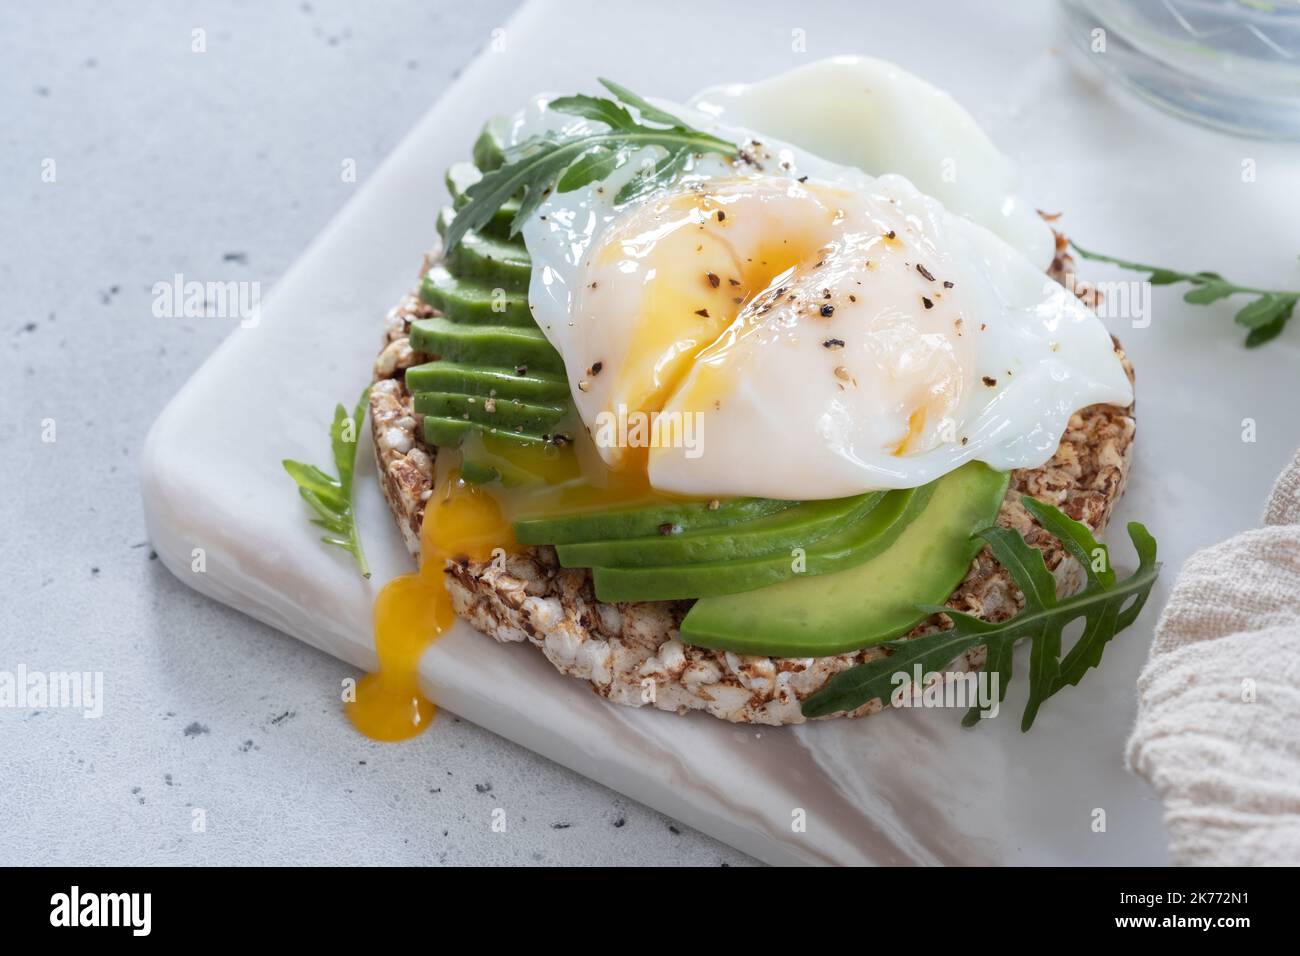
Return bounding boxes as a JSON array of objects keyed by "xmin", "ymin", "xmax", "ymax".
[
  {"xmin": 2, "ymin": 0, "xmax": 747, "ymax": 866},
  {"xmin": 6, "ymin": 0, "xmax": 1300, "ymax": 866}
]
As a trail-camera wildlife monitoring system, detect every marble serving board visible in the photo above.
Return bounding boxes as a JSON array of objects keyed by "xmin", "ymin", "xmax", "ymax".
[{"xmin": 141, "ymin": 0, "xmax": 1300, "ymax": 865}]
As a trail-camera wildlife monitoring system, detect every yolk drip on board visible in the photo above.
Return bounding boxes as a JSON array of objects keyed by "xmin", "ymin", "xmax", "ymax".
[
  {"xmin": 349, "ymin": 428, "xmax": 682, "ymax": 741},
  {"xmin": 348, "ymin": 454, "xmax": 512, "ymax": 741}
]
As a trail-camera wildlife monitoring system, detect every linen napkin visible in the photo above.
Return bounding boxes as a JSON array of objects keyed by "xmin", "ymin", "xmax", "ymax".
[{"xmin": 1127, "ymin": 449, "xmax": 1300, "ymax": 865}]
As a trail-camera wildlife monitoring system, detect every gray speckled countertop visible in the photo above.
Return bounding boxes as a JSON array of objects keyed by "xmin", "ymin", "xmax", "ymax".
[{"xmin": 0, "ymin": 0, "xmax": 750, "ymax": 866}]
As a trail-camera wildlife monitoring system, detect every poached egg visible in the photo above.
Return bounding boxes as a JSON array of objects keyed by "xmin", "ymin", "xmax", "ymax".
[{"xmin": 512, "ymin": 57, "xmax": 1132, "ymax": 499}]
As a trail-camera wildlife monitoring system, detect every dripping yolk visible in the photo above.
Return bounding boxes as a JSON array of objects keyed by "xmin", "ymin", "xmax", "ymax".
[
  {"xmin": 350, "ymin": 429, "xmax": 688, "ymax": 742},
  {"xmin": 347, "ymin": 471, "xmax": 514, "ymax": 741}
]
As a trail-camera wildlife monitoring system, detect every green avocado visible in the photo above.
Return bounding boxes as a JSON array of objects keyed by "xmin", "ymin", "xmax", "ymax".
[
  {"xmin": 513, "ymin": 497, "xmax": 798, "ymax": 547},
  {"xmin": 678, "ymin": 463, "xmax": 1010, "ymax": 657},
  {"xmin": 445, "ymin": 161, "xmax": 482, "ymax": 201},
  {"xmin": 472, "ymin": 118, "xmax": 509, "ymax": 171},
  {"xmin": 409, "ymin": 316, "xmax": 564, "ymax": 373},
  {"xmin": 556, "ymin": 492, "xmax": 884, "ymax": 569},
  {"xmin": 412, "ymin": 391, "xmax": 567, "ymax": 433},
  {"xmin": 437, "ymin": 208, "xmax": 532, "ymax": 291},
  {"xmin": 591, "ymin": 485, "xmax": 922, "ymax": 602},
  {"xmin": 446, "ymin": 162, "xmax": 521, "ymax": 239},
  {"xmin": 404, "ymin": 360, "xmax": 570, "ymax": 403},
  {"xmin": 422, "ymin": 416, "xmax": 559, "ymax": 450},
  {"xmin": 458, "ymin": 458, "xmax": 502, "ymax": 485},
  {"xmin": 420, "ymin": 266, "xmax": 535, "ymax": 327}
]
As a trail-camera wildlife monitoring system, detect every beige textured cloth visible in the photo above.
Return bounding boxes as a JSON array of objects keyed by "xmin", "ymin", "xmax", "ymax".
[{"xmin": 1127, "ymin": 449, "xmax": 1300, "ymax": 865}]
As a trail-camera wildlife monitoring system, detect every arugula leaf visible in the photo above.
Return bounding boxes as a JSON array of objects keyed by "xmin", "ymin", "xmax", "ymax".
[
  {"xmin": 595, "ymin": 78, "xmax": 689, "ymax": 127},
  {"xmin": 446, "ymin": 80, "xmax": 738, "ymax": 252},
  {"xmin": 547, "ymin": 93, "xmax": 637, "ymax": 129},
  {"xmin": 800, "ymin": 498, "xmax": 1160, "ymax": 730},
  {"xmin": 618, "ymin": 146, "xmax": 694, "ymax": 204},
  {"xmin": 283, "ymin": 388, "xmax": 371, "ymax": 578},
  {"xmin": 1069, "ymin": 240, "xmax": 1299, "ymax": 348},
  {"xmin": 555, "ymin": 146, "xmax": 624, "ymax": 193}
]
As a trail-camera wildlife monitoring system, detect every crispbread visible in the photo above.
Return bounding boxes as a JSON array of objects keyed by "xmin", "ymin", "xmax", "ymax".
[{"xmin": 369, "ymin": 233, "xmax": 1135, "ymax": 724}]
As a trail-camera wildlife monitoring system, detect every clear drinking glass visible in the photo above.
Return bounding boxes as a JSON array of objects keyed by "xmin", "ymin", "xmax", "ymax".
[{"xmin": 1060, "ymin": 0, "xmax": 1300, "ymax": 140}]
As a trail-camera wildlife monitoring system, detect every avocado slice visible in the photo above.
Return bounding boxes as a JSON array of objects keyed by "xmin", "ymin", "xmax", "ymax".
[
  {"xmin": 437, "ymin": 208, "xmax": 532, "ymax": 291},
  {"xmin": 445, "ymin": 161, "xmax": 482, "ymax": 201},
  {"xmin": 458, "ymin": 458, "xmax": 502, "ymax": 485},
  {"xmin": 472, "ymin": 118, "xmax": 509, "ymax": 171},
  {"xmin": 422, "ymin": 416, "xmax": 560, "ymax": 450},
  {"xmin": 556, "ymin": 492, "xmax": 884, "ymax": 569},
  {"xmin": 678, "ymin": 463, "xmax": 1010, "ymax": 657},
  {"xmin": 420, "ymin": 267, "xmax": 535, "ymax": 327},
  {"xmin": 413, "ymin": 391, "xmax": 567, "ymax": 433},
  {"xmin": 446, "ymin": 162, "xmax": 520, "ymax": 239},
  {"xmin": 404, "ymin": 361, "xmax": 570, "ymax": 403},
  {"xmin": 409, "ymin": 316, "xmax": 564, "ymax": 373},
  {"xmin": 409, "ymin": 123, "xmax": 579, "ymax": 461},
  {"xmin": 514, "ymin": 497, "xmax": 798, "ymax": 546},
  {"xmin": 591, "ymin": 485, "xmax": 922, "ymax": 602}
]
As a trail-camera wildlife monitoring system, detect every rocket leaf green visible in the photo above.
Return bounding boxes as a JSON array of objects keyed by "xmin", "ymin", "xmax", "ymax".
[
  {"xmin": 1070, "ymin": 240, "xmax": 1298, "ymax": 347},
  {"xmin": 446, "ymin": 79, "xmax": 738, "ymax": 251},
  {"xmin": 283, "ymin": 388, "xmax": 372, "ymax": 579},
  {"xmin": 800, "ymin": 498, "xmax": 1160, "ymax": 730}
]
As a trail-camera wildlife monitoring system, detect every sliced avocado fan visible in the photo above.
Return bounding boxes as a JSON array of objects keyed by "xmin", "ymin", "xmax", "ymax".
[
  {"xmin": 679, "ymin": 463, "xmax": 1009, "ymax": 657},
  {"xmin": 409, "ymin": 121, "xmax": 1009, "ymax": 660},
  {"xmin": 403, "ymin": 119, "xmax": 571, "ymax": 479}
]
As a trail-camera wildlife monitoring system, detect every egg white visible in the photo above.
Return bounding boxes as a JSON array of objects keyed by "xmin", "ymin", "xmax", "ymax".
[{"xmin": 507, "ymin": 61, "xmax": 1132, "ymax": 499}]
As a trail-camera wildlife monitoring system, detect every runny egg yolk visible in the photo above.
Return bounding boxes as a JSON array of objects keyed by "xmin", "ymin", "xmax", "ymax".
[
  {"xmin": 575, "ymin": 176, "xmax": 970, "ymax": 481},
  {"xmin": 352, "ymin": 430, "xmax": 689, "ymax": 741},
  {"xmin": 890, "ymin": 408, "xmax": 927, "ymax": 457},
  {"xmin": 582, "ymin": 179, "xmax": 846, "ymax": 466},
  {"xmin": 347, "ymin": 468, "xmax": 513, "ymax": 741}
]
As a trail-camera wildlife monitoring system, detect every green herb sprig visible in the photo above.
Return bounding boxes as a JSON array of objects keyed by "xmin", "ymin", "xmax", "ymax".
[
  {"xmin": 1071, "ymin": 241, "xmax": 1298, "ymax": 347},
  {"xmin": 283, "ymin": 388, "xmax": 371, "ymax": 578},
  {"xmin": 445, "ymin": 79, "xmax": 738, "ymax": 252},
  {"xmin": 801, "ymin": 499, "xmax": 1160, "ymax": 730}
]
